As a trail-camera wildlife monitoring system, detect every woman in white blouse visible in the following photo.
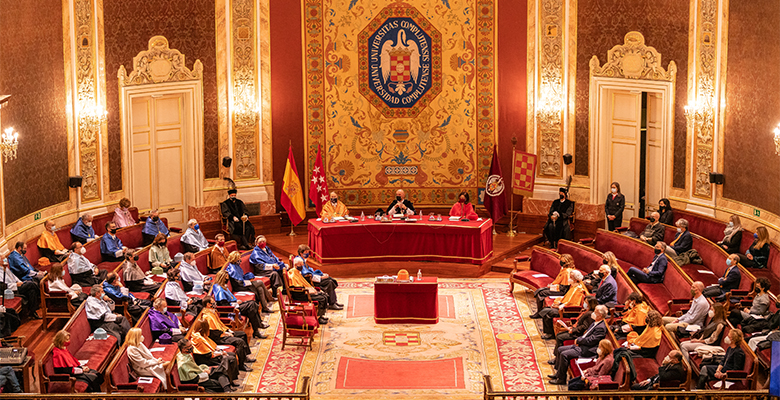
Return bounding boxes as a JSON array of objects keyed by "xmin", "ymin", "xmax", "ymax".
[
  {"xmin": 45, "ymin": 263, "xmax": 88, "ymax": 308},
  {"xmin": 126, "ymin": 327, "xmax": 172, "ymax": 389}
]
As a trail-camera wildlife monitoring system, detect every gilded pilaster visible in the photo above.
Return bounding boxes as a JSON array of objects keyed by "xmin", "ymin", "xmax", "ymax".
[
  {"xmin": 535, "ymin": 0, "xmax": 565, "ymax": 178},
  {"xmin": 691, "ymin": 0, "xmax": 718, "ymax": 199},
  {"xmin": 231, "ymin": 0, "xmax": 261, "ymax": 180}
]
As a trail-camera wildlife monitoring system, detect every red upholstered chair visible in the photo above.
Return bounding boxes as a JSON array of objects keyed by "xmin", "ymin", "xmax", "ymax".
[
  {"xmin": 24, "ymin": 236, "xmax": 42, "ymax": 272},
  {"xmin": 106, "ymin": 342, "xmax": 164, "ymax": 393},
  {"xmin": 278, "ymin": 267, "xmax": 319, "ymax": 350},
  {"xmin": 40, "ymin": 270, "xmax": 81, "ymax": 330},
  {"xmin": 168, "ymin": 357, "xmax": 205, "ymax": 393},
  {"xmin": 240, "ymin": 251, "xmax": 270, "ymax": 288},
  {"xmin": 509, "ymin": 246, "xmax": 560, "ymax": 293}
]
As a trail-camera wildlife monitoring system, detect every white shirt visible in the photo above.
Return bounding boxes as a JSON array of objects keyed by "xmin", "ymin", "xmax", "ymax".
[
  {"xmin": 68, "ymin": 253, "xmax": 95, "ymax": 275},
  {"xmin": 181, "ymin": 228, "xmax": 209, "ymax": 251},
  {"xmin": 165, "ymin": 282, "xmax": 189, "ymax": 308},
  {"xmin": 1, "ymin": 267, "xmax": 20, "ymax": 291},
  {"xmin": 48, "ymin": 278, "xmax": 78, "ymax": 299},
  {"xmin": 85, "ymin": 296, "xmax": 112, "ymax": 320},
  {"xmin": 178, "ymin": 261, "xmax": 205, "ymax": 283}
]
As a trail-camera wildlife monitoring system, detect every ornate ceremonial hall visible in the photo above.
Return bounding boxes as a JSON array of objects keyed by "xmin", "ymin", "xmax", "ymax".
[{"xmin": 0, "ymin": 0, "xmax": 778, "ymax": 399}]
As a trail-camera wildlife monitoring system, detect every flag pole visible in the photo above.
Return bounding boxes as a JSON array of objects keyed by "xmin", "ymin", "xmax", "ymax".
[
  {"xmin": 507, "ymin": 137, "xmax": 517, "ymax": 237},
  {"xmin": 289, "ymin": 139, "xmax": 297, "ymax": 236}
]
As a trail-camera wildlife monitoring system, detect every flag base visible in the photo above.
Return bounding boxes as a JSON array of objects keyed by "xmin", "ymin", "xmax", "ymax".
[
  {"xmin": 288, "ymin": 224, "xmax": 297, "ymax": 236},
  {"xmin": 506, "ymin": 229, "xmax": 517, "ymax": 237}
]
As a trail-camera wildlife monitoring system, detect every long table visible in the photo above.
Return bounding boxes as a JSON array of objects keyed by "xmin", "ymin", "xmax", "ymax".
[
  {"xmin": 374, "ymin": 277, "xmax": 438, "ymax": 324},
  {"xmin": 307, "ymin": 218, "xmax": 493, "ymax": 264}
]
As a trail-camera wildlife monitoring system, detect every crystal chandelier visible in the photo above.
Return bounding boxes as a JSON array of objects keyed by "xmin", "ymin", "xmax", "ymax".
[{"xmin": 1, "ymin": 127, "xmax": 18, "ymax": 162}]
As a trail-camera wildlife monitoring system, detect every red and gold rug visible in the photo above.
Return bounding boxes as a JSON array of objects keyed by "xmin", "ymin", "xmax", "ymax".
[{"xmin": 246, "ymin": 278, "xmax": 547, "ymax": 399}]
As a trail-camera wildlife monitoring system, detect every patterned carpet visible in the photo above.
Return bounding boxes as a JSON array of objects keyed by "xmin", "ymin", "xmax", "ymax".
[{"xmin": 243, "ymin": 278, "xmax": 550, "ymax": 399}]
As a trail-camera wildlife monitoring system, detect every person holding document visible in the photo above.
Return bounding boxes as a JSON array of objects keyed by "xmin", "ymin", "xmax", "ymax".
[{"xmin": 386, "ymin": 189, "xmax": 415, "ymax": 216}]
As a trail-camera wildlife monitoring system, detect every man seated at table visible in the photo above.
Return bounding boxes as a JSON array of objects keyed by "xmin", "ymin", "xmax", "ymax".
[
  {"xmin": 297, "ymin": 244, "xmax": 341, "ymax": 309},
  {"xmin": 100, "ymin": 221, "xmax": 127, "ymax": 262},
  {"xmin": 548, "ymin": 304, "xmax": 609, "ymax": 384},
  {"xmin": 38, "ymin": 219, "xmax": 69, "ymax": 263},
  {"xmin": 141, "ymin": 210, "xmax": 169, "ymax": 246},
  {"xmin": 68, "ymin": 241, "xmax": 107, "ymax": 287},
  {"xmin": 181, "ymin": 219, "xmax": 209, "ymax": 254},
  {"xmin": 449, "ymin": 191, "xmax": 478, "ymax": 221},
  {"xmin": 8, "ymin": 241, "xmax": 44, "ymax": 283},
  {"xmin": 321, "ymin": 192, "xmax": 349, "ymax": 220},
  {"xmin": 288, "ymin": 259, "xmax": 329, "ymax": 325},
  {"xmin": 178, "ymin": 252, "xmax": 210, "ymax": 292},
  {"xmin": 2, "ymin": 258, "xmax": 41, "ymax": 319},
  {"xmin": 70, "ymin": 213, "xmax": 98, "ymax": 244},
  {"xmin": 248, "ymin": 235, "xmax": 283, "ymax": 297},
  {"xmin": 209, "ymin": 234, "xmax": 229, "ymax": 273},
  {"xmin": 386, "ymin": 189, "xmax": 415, "ymax": 216}
]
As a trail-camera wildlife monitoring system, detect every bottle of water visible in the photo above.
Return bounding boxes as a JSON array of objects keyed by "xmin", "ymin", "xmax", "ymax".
[
  {"xmin": 360, "ymin": 211, "xmax": 365, "ymax": 221},
  {"xmin": 419, "ymin": 210, "xmax": 423, "ymax": 221},
  {"xmin": 417, "ymin": 269, "xmax": 422, "ymax": 280}
]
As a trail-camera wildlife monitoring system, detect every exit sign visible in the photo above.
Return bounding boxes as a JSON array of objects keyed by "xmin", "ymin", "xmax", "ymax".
[
  {"xmin": 34, "ymin": 212, "xmax": 41, "ymax": 221},
  {"xmin": 754, "ymin": 209, "xmax": 761, "ymax": 217}
]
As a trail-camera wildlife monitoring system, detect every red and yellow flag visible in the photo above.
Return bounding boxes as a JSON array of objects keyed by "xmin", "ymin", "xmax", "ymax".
[{"xmin": 281, "ymin": 145, "xmax": 306, "ymax": 226}]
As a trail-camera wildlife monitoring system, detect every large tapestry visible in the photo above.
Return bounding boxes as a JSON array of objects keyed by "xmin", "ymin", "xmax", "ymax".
[{"xmin": 303, "ymin": 0, "xmax": 497, "ymax": 208}]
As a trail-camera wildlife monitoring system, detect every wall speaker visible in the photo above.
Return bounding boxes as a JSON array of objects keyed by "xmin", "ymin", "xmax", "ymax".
[
  {"xmin": 68, "ymin": 176, "xmax": 83, "ymax": 188},
  {"xmin": 562, "ymin": 154, "xmax": 573, "ymax": 165},
  {"xmin": 709, "ymin": 172, "xmax": 724, "ymax": 185},
  {"xmin": 222, "ymin": 156, "xmax": 233, "ymax": 168}
]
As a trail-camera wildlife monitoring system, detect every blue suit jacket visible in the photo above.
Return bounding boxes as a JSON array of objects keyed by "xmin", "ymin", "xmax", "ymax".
[
  {"xmin": 647, "ymin": 254, "xmax": 668, "ymax": 284},
  {"xmin": 718, "ymin": 265, "xmax": 742, "ymax": 292},
  {"xmin": 670, "ymin": 230, "xmax": 693, "ymax": 254},
  {"xmin": 595, "ymin": 274, "xmax": 618, "ymax": 305}
]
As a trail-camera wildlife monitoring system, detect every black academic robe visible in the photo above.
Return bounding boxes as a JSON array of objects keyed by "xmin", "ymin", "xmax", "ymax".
[
  {"xmin": 386, "ymin": 199, "xmax": 415, "ymax": 215},
  {"xmin": 543, "ymin": 198, "xmax": 573, "ymax": 244},
  {"xmin": 220, "ymin": 198, "xmax": 255, "ymax": 248}
]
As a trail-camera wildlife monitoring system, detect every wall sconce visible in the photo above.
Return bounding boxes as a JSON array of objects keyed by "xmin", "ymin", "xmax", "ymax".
[
  {"xmin": 1, "ymin": 127, "xmax": 18, "ymax": 162},
  {"xmin": 536, "ymin": 87, "xmax": 562, "ymax": 126},
  {"xmin": 684, "ymin": 99, "xmax": 712, "ymax": 130},
  {"xmin": 773, "ymin": 122, "xmax": 780, "ymax": 155},
  {"xmin": 78, "ymin": 103, "xmax": 107, "ymax": 129}
]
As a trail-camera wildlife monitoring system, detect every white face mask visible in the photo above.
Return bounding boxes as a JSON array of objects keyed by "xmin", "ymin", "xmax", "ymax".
[
  {"xmin": 51, "ymin": 225, "xmax": 57, "ymax": 231},
  {"xmin": 85, "ymin": 221, "xmax": 92, "ymax": 227},
  {"xmin": 80, "ymin": 247, "xmax": 86, "ymax": 255},
  {"xmin": 597, "ymin": 348, "xmax": 603, "ymax": 356},
  {"xmin": 728, "ymin": 222, "xmax": 734, "ymax": 227},
  {"xmin": 191, "ymin": 261, "xmax": 197, "ymax": 267},
  {"xmin": 591, "ymin": 312, "xmax": 597, "ymax": 320},
  {"xmin": 611, "ymin": 188, "xmax": 617, "ymax": 193},
  {"xmin": 677, "ymin": 228, "xmax": 682, "ymax": 233},
  {"xmin": 162, "ymin": 307, "xmax": 167, "ymax": 314},
  {"xmin": 708, "ymin": 309, "xmax": 715, "ymax": 318},
  {"xmin": 724, "ymin": 336, "xmax": 732, "ymax": 345},
  {"xmin": 583, "ymin": 302, "xmax": 589, "ymax": 311}
]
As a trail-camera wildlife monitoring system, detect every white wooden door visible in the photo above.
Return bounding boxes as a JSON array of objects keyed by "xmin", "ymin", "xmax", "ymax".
[
  {"xmin": 130, "ymin": 94, "xmax": 187, "ymax": 226},
  {"xmin": 600, "ymin": 89, "xmax": 641, "ymax": 223},
  {"xmin": 645, "ymin": 92, "xmax": 664, "ymax": 214}
]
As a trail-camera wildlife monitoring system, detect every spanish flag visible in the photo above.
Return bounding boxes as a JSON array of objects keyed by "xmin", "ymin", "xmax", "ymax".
[{"xmin": 281, "ymin": 145, "xmax": 306, "ymax": 226}]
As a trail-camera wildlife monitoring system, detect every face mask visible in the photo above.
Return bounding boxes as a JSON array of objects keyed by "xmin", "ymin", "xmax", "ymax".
[
  {"xmin": 611, "ymin": 188, "xmax": 617, "ymax": 193},
  {"xmin": 396, "ymin": 195, "xmax": 402, "ymax": 202},
  {"xmin": 559, "ymin": 195, "xmax": 565, "ymax": 200},
  {"xmin": 648, "ymin": 217, "xmax": 655, "ymax": 223},
  {"xmin": 217, "ymin": 240, "xmax": 225, "ymax": 246},
  {"xmin": 258, "ymin": 243, "xmax": 266, "ymax": 249},
  {"xmin": 133, "ymin": 255, "xmax": 139, "ymax": 261},
  {"xmin": 303, "ymin": 253, "xmax": 310, "ymax": 259},
  {"xmin": 110, "ymin": 228, "xmax": 117, "ymax": 234},
  {"xmin": 80, "ymin": 247, "xmax": 86, "ymax": 255},
  {"xmin": 708, "ymin": 309, "xmax": 715, "ymax": 318},
  {"xmin": 458, "ymin": 197, "xmax": 465, "ymax": 203},
  {"xmin": 51, "ymin": 225, "xmax": 57, "ymax": 231},
  {"xmin": 152, "ymin": 216, "xmax": 159, "ymax": 222},
  {"xmin": 754, "ymin": 233, "xmax": 759, "ymax": 239},
  {"xmin": 331, "ymin": 198, "xmax": 338, "ymax": 204},
  {"xmin": 85, "ymin": 222, "xmax": 92, "ymax": 227},
  {"xmin": 726, "ymin": 258, "xmax": 732, "ymax": 266},
  {"xmin": 162, "ymin": 307, "xmax": 168, "ymax": 314},
  {"xmin": 658, "ymin": 205, "xmax": 664, "ymax": 210},
  {"xmin": 559, "ymin": 260, "xmax": 566, "ymax": 267},
  {"xmin": 591, "ymin": 312, "xmax": 597, "ymax": 320},
  {"xmin": 21, "ymin": 249, "xmax": 26, "ymax": 255},
  {"xmin": 193, "ymin": 224, "xmax": 200, "ymax": 231},
  {"xmin": 602, "ymin": 259, "xmax": 608, "ymax": 265},
  {"xmin": 724, "ymin": 336, "xmax": 732, "ymax": 345},
  {"xmin": 677, "ymin": 228, "xmax": 682, "ymax": 233},
  {"xmin": 583, "ymin": 302, "xmax": 589, "ymax": 311},
  {"xmin": 597, "ymin": 348, "xmax": 603, "ymax": 356},
  {"xmin": 728, "ymin": 222, "xmax": 734, "ymax": 227},
  {"xmin": 64, "ymin": 341, "xmax": 71, "ymax": 347},
  {"xmin": 230, "ymin": 196, "xmax": 236, "ymax": 201},
  {"xmin": 654, "ymin": 248, "xmax": 662, "ymax": 254}
]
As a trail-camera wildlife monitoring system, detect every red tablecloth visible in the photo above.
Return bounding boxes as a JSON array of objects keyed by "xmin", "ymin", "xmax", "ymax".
[
  {"xmin": 374, "ymin": 277, "xmax": 438, "ymax": 324},
  {"xmin": 307, "ymin": 218, "xmax": 493, "ymax": 264}
]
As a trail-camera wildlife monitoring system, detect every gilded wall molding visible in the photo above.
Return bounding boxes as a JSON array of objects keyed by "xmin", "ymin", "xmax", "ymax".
[
  {"xmin": 589, "ymin": 32, "xmax": 677, "ymax": 82},
  {"xmin": 230, "ymin": 0, "xmax": 260, "ymax": 180},
  {"xmin": 118, "ymin": 36, "xmax": 203, "ymax": 87},
  {"xmin": 74, "ymin": 0, "xmax": 101, "ymax": 202},
  {"xmin": 691, "ymin": 0, "xmax": 718, "ymax": 199},
  {"xmin": 536, "ymin": 0, "xmax": 565, "ymax": 178}
]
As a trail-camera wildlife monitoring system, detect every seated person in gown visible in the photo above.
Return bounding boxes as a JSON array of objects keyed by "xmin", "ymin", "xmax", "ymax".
[
  {"xmin": 1, "ymin": 258, "xmax": 41, "ymax": 319},
  {"xmin": 210, "ymin": 271, "xmax": 269, "ymax": 339},
  {"xmin": 126, "ymin": 327, "xmax": 171, "ymax": 390},
  {"xmin": 199, "ymin": 296, "xmax": 254, "ymax": 371},
  {"xmin": 52, "ymin": 330, "xmax": 103, "ymax": 392},
  {"xmin": 209, "ymin": 234, "xmax": 229, "ymax": 273},
  {"xmin": 102, "ymin": 272, "xmax": 151, "ymax": 321},
  {"xmin": 69, "ymin": 213, "xmax": 98, "ymax": 244},
  {"xmin": 612, "ymin": 292, "xmax": 650, "ymax": 337},
  {"xmin": 148, "ymin": 297, "xmax": 187, "ymax": 343},
  {"xmin": 321, "ymin": 192, "xmax": 349, "ymax": 220},
  {"xmin": 84, "ymin": 284, "xmax": 131, "ymax": 345},
  {"xmin": 8, "ymin": 241, "xmax": 44, "ymax": 283},
  {"xmin": 288, "ymin": 259, "xmax": 330, "ymax": 325},
  {"xmin": 449, "ymin": 191, "xmax": 478, "ymax": 221},
  {"xmin": 38, "ymin": 219, "xmax": 68, "ymax": 262},
  {"xmin": 121, "ymin": 249, "xmax": 161, "ymax": 295},
  {"xmin": 609, "ymin": 310, "xmax": 664, "ymax": 382},
  {"xmin": 164, "ymin": 267, "xmax": 201, "ymax": 316},
  {"xmin": 149, "ymin": 233, "xmax": 175, "ymax": 271},
  {"xmin": 67, "ymin": 241, "xmax": 107, "ymax": 287},
  {"xmin": 177, "ymin": 338, "xmax": 234, "ymax": 393},
  {"xmin": 386, "ymin": 189, "xmax": 415, "ymax": 216},
  {"xmin": 220, "ymin": 189, "xmax": 255, "ymax": 250},
  {"xmin": 298, "ymin": 245, "xmax": 342, "ymax": 309},
  {"xmin": 248, "ymin": 235, "xmax": 283, "ymax": 297},
  {"xmin": 141, "ymin": 210, "xmax": 169, "ymax": 247},
  {"xmin": 542, "ymin": 187, "xmax": 574, "ymax": 248},
  {"xmin": 181, "ymin": 219, "xmax": 209, "ymax": 254},
  {"xmin": 178, "ymin": 252, "xmax": 210, "ymax": 292},
  {"xmin": 189, "ymin": 320, "xmax": 238, "ymax": 384},
  {"xmin": 537, "ymin": 269, "xmax": 589, "ymax": 339},
  {"xmin": 225, "ymin": 250, "xmax": 275, "ymax": 312},
  {"xmin": 100, "ymin": 221, "xmax": 127, "ymax": 262},
  {"xmin": 113, "ymin": 197, "xmax": 136, "ymax": 228}
]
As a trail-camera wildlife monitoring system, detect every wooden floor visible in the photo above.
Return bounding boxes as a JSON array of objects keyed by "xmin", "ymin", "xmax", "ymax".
[{"xmin": 265, "ymin": 224, "xmax": 544, "ymax": 278}]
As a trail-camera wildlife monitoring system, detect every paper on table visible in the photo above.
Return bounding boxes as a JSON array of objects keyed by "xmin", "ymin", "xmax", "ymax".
[
  {"xmin": 137, "ymin": 377, "xmax": 154, "ymax": 384},
  {"xmin": 448, "ymin": 216, "xmax": 460, "ymax": 221},
  {"xmin": 698, "ymin": 270, "xmax": 716, "ymax": 275},
  {"xmin": 149, "ymin": 347, "xmax": 166, "ymax": 352},
  {"xmin": 532, "ymin": 273, "xmax": 549, "ymax": 278}
]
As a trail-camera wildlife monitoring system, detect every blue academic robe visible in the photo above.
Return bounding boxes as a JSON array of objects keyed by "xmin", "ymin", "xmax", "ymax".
[
  {"xmin": 249, "ymin": 246, "xmax": 284, "ymax": 267},
  {"xmin": 102, "ymin": 281, "xmax": 135, "ymax": 302},
  {"xmin": 100, "ymin": 234, "xmax": 124, "ymax": 257},
  {"xmin": 8, "ymin": 250, "xmax": 37, "ymax": 281},
  {"xmin": 142, "ymin": 219, "xmax": 169, "ymax": 237},
  {"xmin": 70, "ymin": 219, "xmax": 96, "ymax": 241}
]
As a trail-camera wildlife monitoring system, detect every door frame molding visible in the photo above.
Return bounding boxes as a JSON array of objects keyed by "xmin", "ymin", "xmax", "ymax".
[
  {"xmin": 589, "ymin": 77, "xmax": 675, "ymax": 205},
  {"xmin": 119, "ymin": 81, "xmax": 204, "ymax": 219}
]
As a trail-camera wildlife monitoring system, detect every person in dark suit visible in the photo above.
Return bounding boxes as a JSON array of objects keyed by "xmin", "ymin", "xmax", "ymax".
[
  {"xmin": 605, "ymin": 182, "xmax": 625, "ymax": 231},
  {"xmin": 702, "ymin": 254, "xmax": 742, "ymax": 300},
  {"xmin": 657, "ymin": 198, "xmax": 674, "ymax": 225},
  {"xmin": 664, "ymin": 219, "xmax": 692, "ymax": 257},
  {"xmin": 543, "ymin": 187, "xmax": 574, "ymax": 248},
  {"xmin": 627, "ymin": 242, "xmax": 668, "ymax": 284},
  {"xmin": 697, "ymin": 329, "xmax": 746, "ymax": 389},
  {"xmin": 548, "ymin": 305, "xmax": 609, "ymax": 384},
  {"xmin": 551, "ymin": 296, "xmax": 597, "ymax": 354},
  {"xmin": 635, "ymin": 212, "xmax": 665, "ymax": 245},
  {"xmin": 386, "ymin": 189, "xmax": 415, "ymax": 216},
  {"xmin": 631, "ymin": 350, "xmax": 686, "ymax": 390},
  {"xmin": 594, "ymin": 264, "xmax": 617, "ymax": 306}
]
